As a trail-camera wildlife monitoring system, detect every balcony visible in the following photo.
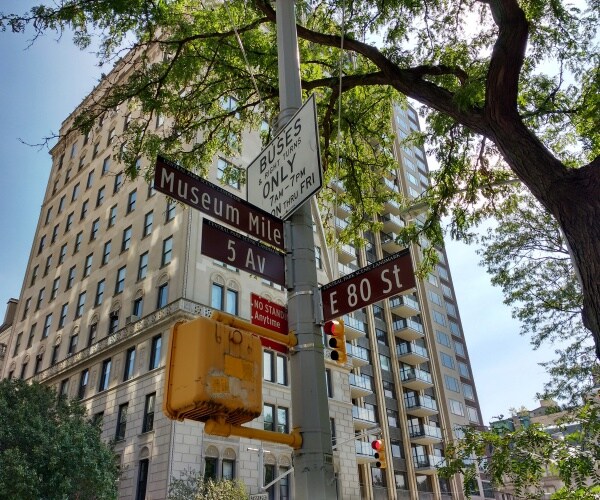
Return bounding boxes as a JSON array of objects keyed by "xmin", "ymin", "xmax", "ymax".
[
  {"xmin": 389, "ymin": 295, "xmax": 420, "ymax": 318},
  {"xmin": 352, "ymin": 405, "xmax": 378, "ymax": 430},
  {"xmin": 400, "ymin": 368, "xmax": 434, "ymax": 390},
  {"xmin": 404, "ymin": 394, "xmax": 438, "ymax": 417},
  {"xmin": 349, "ymin": 373, "xmax": 373, "ymax": 398},
  {"xmin": 381, "ymin": 213, "xmax": 405, "ymax": 233},
  {"xmin": 338, "ymin": 262, "xmax": 358, "ymax": 277},
  {"xmin": 383, "ymin": 177, "xmax": 397, "ymax": 191},
  {"xmin": 355, "ymin": 440, "xmax": 377, "ymax": 464},
  {"xmin": 396, "ymin": 342, "xmax": 429, "ymax": 365},
  {"xmin": 412, "ymin": 454, "xmax": 444, "ymax": 474},
  {"xmin": 381, "ymin": 232, "xmax": 404, "ymax": 253},
  {"xmin": 393, "ymin": 317, "xmax": 424, "ymax": 342},
  {"xmin": 330, "ymin": 179, "xmax": 344, "ymax": 192},
  {"xmin": 384, "ymin": 198, "xmax": 401, "ymax": 215},
  {"xmin": 335, "ymin": 217, "xmax": 348, "ymax": 232},
  {"xmin": 335, "ymin": 202, "xmax": 352, "ymax": 218},
  {"xmin": 346, "ymin": 343, "xmax": 369, "ymax": 368},
  {"xmin": 409, "ymin": 424, "xmax": 443, "ymax": 445},
  {"xmin": 343, "ymin": 315, "xmax": 367, "ymax": 341},
  {"xmin": 337, "ymin": 242, "xmax": 357, "ymax": 265}
]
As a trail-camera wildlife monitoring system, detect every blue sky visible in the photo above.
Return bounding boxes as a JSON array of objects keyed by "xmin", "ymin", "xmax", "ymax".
[{"xmin": 0, "ymin": 4, "xmax": 558, "ymax": 424}]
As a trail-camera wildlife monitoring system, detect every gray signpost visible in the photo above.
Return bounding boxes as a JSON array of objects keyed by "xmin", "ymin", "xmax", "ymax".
[{"xmin": 273, "ymin": 1, "xmax": 337, "ymax": 498}]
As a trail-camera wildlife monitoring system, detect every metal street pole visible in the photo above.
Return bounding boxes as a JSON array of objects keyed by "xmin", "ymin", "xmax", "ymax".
[{"xmin": 275, "ymin": 1, "xmax": 337, "ymax": 498}]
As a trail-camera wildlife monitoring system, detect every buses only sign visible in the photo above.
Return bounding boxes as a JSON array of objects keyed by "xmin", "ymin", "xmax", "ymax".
[{"xmin": 320, "ymin": 249, "xmax": 416, "ymax": 322}]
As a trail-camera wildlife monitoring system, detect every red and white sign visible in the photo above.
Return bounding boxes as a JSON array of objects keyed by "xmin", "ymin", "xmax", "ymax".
[{"xmin": 251, "ymin": 293, "xmax": 288, "ymax": 353}]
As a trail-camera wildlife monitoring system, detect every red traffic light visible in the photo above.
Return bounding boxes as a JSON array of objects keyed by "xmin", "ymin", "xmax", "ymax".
[
  {"xmin": 324, "ymin": 320, "xmax": 344, "ymax": 336},
  {"xmin": 371, "ymin": 439, "xmax": 382, "ymax": 451}
]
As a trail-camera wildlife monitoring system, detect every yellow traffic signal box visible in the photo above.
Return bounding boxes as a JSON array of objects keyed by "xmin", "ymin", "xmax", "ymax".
[{"xmin": 163, "ymin": 316, "xmax": 263, "ymax": 425}]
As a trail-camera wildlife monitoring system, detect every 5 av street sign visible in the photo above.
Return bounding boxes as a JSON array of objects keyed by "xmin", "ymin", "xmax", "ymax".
[
  {"xmin": 154, "ymin": 155, "xmax": 285, "ymax": 251},
  {"xmin": 320, "ymin": 249, "xmax": 416, "ymax": 322},
  {"xmin": 201, "ymin": 219, "xmax": 285, "ymax": 286},
  {"xmin": 247, "ymin": 94, "xmax": 323, "ymax": 220}
]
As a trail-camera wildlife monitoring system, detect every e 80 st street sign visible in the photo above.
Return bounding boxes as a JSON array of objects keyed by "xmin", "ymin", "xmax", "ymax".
[{"xmin": 320, "ymin": 249, "xmax": 416, "ymax": 322}]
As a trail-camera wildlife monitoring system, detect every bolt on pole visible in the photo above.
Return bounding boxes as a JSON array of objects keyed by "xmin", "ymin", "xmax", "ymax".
[{"xmin": 275, "ymin": 0, "xmax": 337, "ymax": 498}]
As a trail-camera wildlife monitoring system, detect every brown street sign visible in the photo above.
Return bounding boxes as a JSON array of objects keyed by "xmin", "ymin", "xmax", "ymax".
[
  {"xmin": 154, "ymin": 155, "xmax": 285, "ymax": 251},
  {"xmin": 321, "ymin": 249, "xmax": 416, "ymax": 322},
  {"xmin": 201, "ymin": 219, "xmax": 285, "ymax": 286}
]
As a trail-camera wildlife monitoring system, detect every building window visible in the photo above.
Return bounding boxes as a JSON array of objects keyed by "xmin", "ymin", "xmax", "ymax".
[
  {"xmin": 83, "ymin": 253, "xmax": 93, "ymax": 278},
  {"xmin": 205, "ymin": 457, "xmax": 217, "ymax": 480},
  {"xmin": 66, "ymin": 266, "xmax": 76, "ymax": 290},
  {"xmin": 74, "ymin": 231, "xmax": 83, "ymax": 254},
  {"xmin": 436, "ymin": 330, "xmax": 451, "ymax": 347},
  {"xmin": 440, "ymin": 351, "xmax": 455, "ymax": 369},
  {"xmin": 51, "ymin": 224, "xmax": 59, "ymax": 244},
  {"xmin": 115, "ymin": 403, "xmax": 128, "ymax": 440},
  {"xmin": 90, "ymin": 218, "xmax": 100, "ymax": 241},
  {"xmin": 223, "ymin": 459, "xmax": 235, "ymax": 481},
  {"xmin": 161, "ymin": 236, "xmax": 173, "ymax": 266},
  {"xmin": 114, "ymin": 172, "xmax": 123, "ymax": 193},
  {"xmin": 135, "ymin": 459, "xmax": 149, "ymax": 500},
  {"xmin": 127, "ymin": 189, "xmax": 137, "ymax": 213},
  {"xmin": 124, "ymin": 347, "xmax": 136, "ymax": 381},
  {"xmin": 71, "ymin": 182, "xmax": 80, "ymax": 202},
  {"xmin": 75, "ymin": 292, "xmax": 86, "ymax": 318},
  {"xmin": 211, "ymin": 283, "xmax": 224, "ymax": 310},
  {"xmin": 20, "ymin": 361, "xmax": 28, "ymax": 379},
  {"xmin": 137, "ymin": 252, "xmax": 148, "ymax": 280},
  {"xmin": 35, "ymin": 288, "xmax": 46, "ymax": 311},
  {"xmin": 314, "ymin": 246, "xmax": 323, "ymax": 269},
  {"xmin": 38, "ymin": 235, "xmax": 46, "ymax": 255},
  {"xmin": 279, "ymin": 466, "xmax": 290, "ymax": 500},
  {"xmin": 80, "ymin": 200, "xmax": 89, "ymax": 220},
  {"xmin": 43, "ymin": 255, "xmax": 52, "ymax": 277},
  {"xmin": 115, "ymin": 266, "xmax": 126, "ymax": 294},
  {"xmin": 149, "ymin": 335, "xmax": 162, "ymax": 370},
  {"xmin": 101, "ymin": 241, "xmax": 111, "ymax": 266},
  {"xmin": 132, "ymin": 297, "xmax": 143, "ymax": 317},
  {"xmin": 30, "ymin": 266, "xmax": 39, "ymax": 287},
  {"xmin": 59, "ymin": 378, "xmax": 69, "ymax": 398},
  {"xmin": 107, "ymin": 127, "xmax": 116, "ymax": 146},
  {"xmin": 454, "ymin": 341, "xmax": 466, "ymax": 357},
  {"xmin": 142, "ymin": 393, "xmax": 156, "ymax": 432},
  {"xmin": 51, "ymin": 343, "xmax": 60, "ymax": 365},
  {"xmin": 108, "ymin": 311, "xmax": 119, "ymax": 334},
  {"xmin": 58, "ymin": 195, "xmax": 66, "ymax": 213},
  {"xmin": 458, "ymin": 361, "xmax": 470, "ymax": 379},
  {"xmin": 58, "ymin": 303, "xmax": 68, "ymax": 329},
  {"xmin": 95, "ymin": 279, "xmax": 105, "ymax": 306},
  {"xmin": 156, "ymin": 283, "xmax": 169, "ymax": 309},
  {"xmin": 165, "ymin": 199, "xmax": 176, "ymax": 222},
  {"xmin": 143, "ymin": 211, "xmax": 153, "ymax": 237},
  {"xmin": 445, "ymin": 374, "xmax": 461, "ymax": 392},
  {"xmin": 147, "ymin": 183, "xmax": 156, "ymax": 198},
  {"xmin": 225, "ymin": 289, "xmax": 238, "ymax": 315},
  {"xmin": 27, "ymin": 323, "xmax": 36, "ymax": 348},
  {"xmin": 449, "ymin": 398, "xmax": 465, "ymax": 417},
  {"xmin": 42, "ymin": 313, "xmax": 52, "ymax": 338},
  {"xmin": 449, "ymin": 320, "xmax": 462, "ymax": 337},
  {"xmin": 217, "ymin": 158, "xmax": 241, "ymax": 189},
  {"xmin": 108, "ymin": 204, "xmax": 117, "ymax": 227},
  {"xmin": 12, "ymin": 332, "xmax": 22, "ymax": 356},
  {"xmin": 22, "ymin": 297, "xmax": 31, "ymax": 320},
  {"xmin": 102, "ymin": 156, "xmax": 110, "ymax": 175},
  {"xmin": 263, "ymin": 351, "xmax": 274, "ymax": 382},
  {"xmin": 467, "ymin": 406, "xmax": 480, "ymax": 423},
  {"xmin": 59, "ymin": 243, "xmax": 67, "ymax": 264},
  {"xmin": 379, "ymin": 354, "xmax": 391, "ymax": 371},
  {"xmin": 86, "ymin": 170, "xmax": 94, "ymax": 189},
  {"xmin": 96, "ymin": 186, "xmax": 105, "ymax": 207},
  {"xmin": 263, "ymin": 403, "xmax": 274, "ymax": 431},
  {"xmin": 276, "ymin": 354, "xmax": 287, "ymax": 385},
  {"xmin": 99, "ymin": 358, "xmax": 111, "ymax": 391},
  {"xmin": 432, "ymin": 310, "xmax": 447, "ymax": 326},
  {"xmin": 463, "ymin": 383, "xmax": 475, "ymax": 400},
  {"xmin": 383, "ymin": 380, "xmax": 395, "ymax": 399},
  {"xmin": 68, "ymin": 333, "xmax": 79, "ymax": 356},
  {"xmin": 78, "ymin": 369, "xmax": 89, "ymax": 399},
  {"xmin": 387, "ymin": 408, "xmax": 399, "ymax": 428},
  {"xmin": 92, "ymin": 142, "xmax": 100, "ymax": 159},
  {"xmin": 88, "ymin": 322, "xmax": 98, "ymax": 347},
  {"xmin": 122, "ymin": 226, "xmax": 132, "ymax": 252},
  {"xmin": 45, "ymin": 206, "xmax": 53, "ymax": 225},
  {"xmin": 325, "ymin": 368, "xmax": 333, "ymax": 397}
]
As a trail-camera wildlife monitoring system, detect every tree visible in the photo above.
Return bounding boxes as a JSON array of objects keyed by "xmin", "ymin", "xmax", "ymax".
[
  {"xmin": 439, "ymin": 400, "xmax": 600, "ymax": 499},
  {"xmin": 1, "ymin": 0, "xmax": 599, "ymax": 354},
  {"xmin": 167, "ymin": 469, "xmax": 247, "ymax": 500},
  {"xmin": 477, "ymin": 193, "xmax": 600, "ymax": 405},
  {"xmin": 0, "ymin": 379, "xmax": 119, "ymax": 499}
]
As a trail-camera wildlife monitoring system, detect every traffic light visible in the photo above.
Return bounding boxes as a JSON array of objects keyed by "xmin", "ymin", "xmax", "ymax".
[
  {"xmin": 163, "ymin": 316, "xmax": 263, "ymax": 425},
  {"xmin": 372, "ymin": 439, "xmax": 387, "ymax": 468},
  {"xmin": 324, "ymin": 319, "xmax": 347, "ymax": 364}
]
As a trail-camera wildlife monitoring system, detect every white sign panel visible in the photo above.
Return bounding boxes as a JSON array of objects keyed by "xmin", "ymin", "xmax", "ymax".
[
  {"xmin": 247, "ymin": 94, "xmax": 322, "ymax": 220},
  {"xmin": 249, "ymin": 495, "xmax": 268, "ymax": 500}
]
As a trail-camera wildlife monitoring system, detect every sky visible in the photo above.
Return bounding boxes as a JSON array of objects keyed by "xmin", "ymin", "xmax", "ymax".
[{"xmin": 0, "ymin": 4, "xmax": 559, "ymax": 425}]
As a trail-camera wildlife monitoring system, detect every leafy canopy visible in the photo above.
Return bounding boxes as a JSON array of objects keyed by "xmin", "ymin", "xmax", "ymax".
[{"xmin": 0, "ymin": 379, "xmax": 119, "ymax": 500}]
